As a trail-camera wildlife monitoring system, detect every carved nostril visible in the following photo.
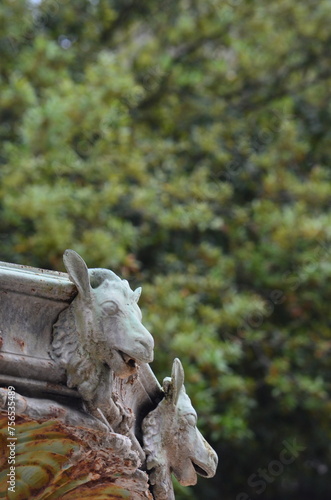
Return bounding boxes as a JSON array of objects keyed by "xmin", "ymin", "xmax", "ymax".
[
  {"xmin": 139, "ymin": 331, "xmax": 154, "ymax": 349},
  {"xmin": 138, "ymin": 336, "xmax": 154, "ymax": 361},
  {"xmin": 141, "ymin": 338, "xmax": 153, "ymax": 353}
]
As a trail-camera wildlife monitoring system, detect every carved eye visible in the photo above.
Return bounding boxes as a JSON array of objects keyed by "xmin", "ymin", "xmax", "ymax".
[
  {"xmin": 185, "ymin": 414, "xmax": 197, "ymax": 427},
  {"xmin": 101, "ymin": 300, "xmax": 119, "ymax": 316}
]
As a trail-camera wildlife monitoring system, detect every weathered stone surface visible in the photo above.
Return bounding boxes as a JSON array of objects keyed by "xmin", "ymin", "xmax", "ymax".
[
  {"xmin": 0, "ymin": 402, "xmax": 153, "ymax": 499},
  {"xmin": 0, "ymin": 251, "xmax": 218, "ymax": 499},
  {"xmin": 0, "ymin": 259, "xmax": 75, "ymax": 392},
  {"xmin": 142, "ymin": 359, "xmax": 218, "ymax": 500},
  {"xmin": 0, "ymin": 260, "xmax": 75, "ymax": 358},
  {"xmin": 0, "ymin": 251, "xmax": 160, "ymax": 430},
  {"xmin": 50, "ymin": 250, "xmax": 155, "ymax": 433},
  {"xmin": 0, "ymin": 388, "xmax": 107, "ymax": 431}
]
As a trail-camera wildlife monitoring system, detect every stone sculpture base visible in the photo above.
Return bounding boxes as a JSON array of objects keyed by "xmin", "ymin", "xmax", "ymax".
[
  {"xmin": 0, "ymin": 252, "xmax": 217, "ymax": 499},
  {"xmin": 0, "ymin": 389, "xmax": 152, "ymax": 499}
]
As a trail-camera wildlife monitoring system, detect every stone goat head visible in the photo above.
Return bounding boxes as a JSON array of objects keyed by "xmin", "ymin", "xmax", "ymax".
[
  {"xmin": 142, "ymin": 358, "xmax": 218, "ymax": 500},
  {"xmin": 51, "ymin": 250, "xmax": 154, "ymax": 403}
]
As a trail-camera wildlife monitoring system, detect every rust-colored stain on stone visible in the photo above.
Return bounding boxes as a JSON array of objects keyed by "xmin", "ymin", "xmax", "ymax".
[
  {"xmin": 13, "ymin": 337, "xmax": 25, "ymax": 350},
  {"xmin": 46, "ymin": 404, "xmax": 67, "ymax": 418},
  {"xmin": 0, "ymin": 413, "xmax": 152, "ymax": 500}
]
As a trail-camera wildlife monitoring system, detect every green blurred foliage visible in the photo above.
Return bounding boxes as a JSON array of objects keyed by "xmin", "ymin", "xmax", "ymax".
[{"xmin": 1, "ymin": 0, "xmax": 331, "ymax": 498}]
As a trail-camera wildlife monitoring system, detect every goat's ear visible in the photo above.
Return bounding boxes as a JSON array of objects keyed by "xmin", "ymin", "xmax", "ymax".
[
  {"xmin": 63, "ymin": 249, "xmax": 91, "ymax": 297},
  {"xmin": 133, "ymin": 287, "xmax": 142, "ymax": 303},
  {"xmin": 171, "ymin": 358, "xmax": 185, "ymax": 406}
]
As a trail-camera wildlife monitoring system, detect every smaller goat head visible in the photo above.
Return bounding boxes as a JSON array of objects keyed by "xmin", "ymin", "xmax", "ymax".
[
  {"xmin": 143, "ymin": 358, "xmax": 218, "ymax": 499},
  {"xmin": 162, "ymin": 358, "xmax": 218, "ymax": 485},
  {"xmin": 63, "ymin": 250, "xmax": 154, "ymax": 378}
]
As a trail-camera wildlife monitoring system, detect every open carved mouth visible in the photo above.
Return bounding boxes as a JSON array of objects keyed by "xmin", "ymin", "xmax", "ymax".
[
  {"xmin": 193, "ymin": 463, "xmax": 209, "ymax": 478},
  {"xmin": 119, "ymin": 351, "xmax": 137, "ymax": 369}
]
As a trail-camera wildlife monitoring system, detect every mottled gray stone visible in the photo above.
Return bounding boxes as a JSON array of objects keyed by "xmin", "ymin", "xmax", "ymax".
[
  {"xmin": 0, "ymin": 250, "xmax": 218, "ymax": 499},
  {"xmin": 142, "ymin": 358, "xmax": 218, "ymax": 500},
  {"xmin": 49, "ymin": 250, "xmax": 155, "ymax": 433}
]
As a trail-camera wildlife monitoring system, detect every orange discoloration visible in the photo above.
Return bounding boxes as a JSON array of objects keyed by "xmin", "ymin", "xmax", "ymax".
[
  {"xmin": 0, "ymin": 410, "xmax": 151, "ymax": 499},
  {"xmin": 13, "ymin": 337, "xmax": 25, "ymax": 350}
]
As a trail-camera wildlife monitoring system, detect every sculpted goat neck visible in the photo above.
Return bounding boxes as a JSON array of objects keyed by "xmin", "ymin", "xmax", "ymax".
[
  {"xmin": 142, "ymin": 358, "xmax": 218, "ymax": 500},
  {"xmin": 50, "ymin": 250, "xmax": 154, "ymax": 424}
]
